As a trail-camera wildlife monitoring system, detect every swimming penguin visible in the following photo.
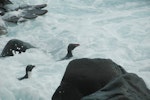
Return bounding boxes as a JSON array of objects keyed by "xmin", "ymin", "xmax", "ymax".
[
  {"xmin": 18, "ymin": 65, "xmax": 35, "ymax": 80},
  {"xmin": 61, "ymin": 43, "xmax": 80, "ymax": 60}
]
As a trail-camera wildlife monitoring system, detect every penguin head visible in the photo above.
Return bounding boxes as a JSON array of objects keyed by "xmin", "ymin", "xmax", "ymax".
[
  {"xmin": 26, "ymin": 65, "xmax": 35, "ymax": 72},
  {"xmin": 67, "ymin": 44, "xmax": 80, "ymax": 51}
]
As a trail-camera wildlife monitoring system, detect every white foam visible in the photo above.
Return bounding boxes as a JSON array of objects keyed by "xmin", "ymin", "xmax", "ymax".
[{"xmin": 0, "ymin": 0, "xmax": 150, "ymax": 99}]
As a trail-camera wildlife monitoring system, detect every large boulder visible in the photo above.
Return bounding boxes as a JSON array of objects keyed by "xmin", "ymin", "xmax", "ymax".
[
  {"xmin": 52, "ymin": 58, "xmax": 150, "ymax": 100},
  {"xmin": 52, "ymin": 58, "xmax": 126, "ymax": 100}
]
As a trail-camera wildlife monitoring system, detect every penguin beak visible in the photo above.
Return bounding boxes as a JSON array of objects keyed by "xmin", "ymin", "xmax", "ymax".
[
  {"xmin": 32, "ymin": 65, "xmax": 35, "ymax": 68},
  {"xmin": 30, "ymin": 65, "xmax": 35, "ymax": 69},
  {"xmin": 74, "ymin": 44, "xmax": 80, "ymax": 47}
]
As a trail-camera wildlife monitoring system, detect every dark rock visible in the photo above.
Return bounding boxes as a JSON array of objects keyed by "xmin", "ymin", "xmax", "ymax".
[
  {"xmin": 0, "ymin": 39, "xmax": 35, "ymax": 57},
  {"xmin": 0, "ymin": 6, "xmax": 7, "ymax": 15},
  {"xmin": 0, "ymin": 0, "xmax": 12, "ymax": 15},
  {"xmin": 23, "ymin": 9, "xmax": 48, "ymax": 16},
  {"xmin": 52, "ymin": 58, "xmax": 150, "ymax": 100},
  {"xmin": 52, "ymin": 58, "xmax": 126, "ymax": 100},
  {"xmin": 3, "ymin": 4, "xmax": 48, "ymax": 23},
  {"xmin": 3, "ymin": 16, "xmax": 20, "ymax": 23},
  {"xmin": 82, "ymin": 73, "xmax": 150, "ymax": 100},
  {"xmin": 0, "ymin": 0, "xmax": 12, "ymax": 6}
]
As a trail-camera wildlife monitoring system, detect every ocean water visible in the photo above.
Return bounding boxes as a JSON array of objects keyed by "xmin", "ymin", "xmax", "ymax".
[{"xmin": 0, "ymin": 0, "xmax": 150, "ymax": 99}]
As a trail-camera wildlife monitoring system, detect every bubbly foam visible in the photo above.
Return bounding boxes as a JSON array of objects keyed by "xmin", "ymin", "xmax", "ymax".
[{"xmin": 0, "ymin": 0, "xmax": 150, "ymax": 99}]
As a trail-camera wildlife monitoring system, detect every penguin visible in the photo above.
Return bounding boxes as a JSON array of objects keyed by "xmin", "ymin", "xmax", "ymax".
[
  {"xmin": 61, "ymin": 43, "xmax": 80, "ymax": 60},
  {"xmin": 18, "ymin": 65, "xmax": 35, "ymax": 80}
]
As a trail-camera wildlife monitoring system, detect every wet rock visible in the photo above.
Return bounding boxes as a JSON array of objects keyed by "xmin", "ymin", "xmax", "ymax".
[
  {"xmin": 82, "ymin": 73, "xmax": 150, "ymax": 100},
  {"xmin": 52, "ymin": 58, "xmax": 150, "ymax": 100},
  {"xmin": 0, "ymin": 39, "xmax": 35, "ymax": 57},
  {"xmin": 3, "ymin": 4, "xmax": 48, "ymax": 23}
]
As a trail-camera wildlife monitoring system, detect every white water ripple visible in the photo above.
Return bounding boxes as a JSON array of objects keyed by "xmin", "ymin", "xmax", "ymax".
[{"xmin": 0, "ymin": 0, "xmax": 150, "ymax": 99}]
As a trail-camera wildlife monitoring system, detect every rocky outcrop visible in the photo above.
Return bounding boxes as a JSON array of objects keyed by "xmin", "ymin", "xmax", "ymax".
[
  {"xmin": 0, "ymin": 0, "xmax": 48, "ymax": 23},
  {"xmin": 0, "ymin": 39, "xmax": 35, "ymax": 57},
  {"xmin": 52, "ymin": 58, "xmax": 150, "ymax": 100}
]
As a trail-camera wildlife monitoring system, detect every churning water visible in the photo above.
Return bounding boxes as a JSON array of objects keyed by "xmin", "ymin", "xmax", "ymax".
[{"xmin": 0, "ymin": 0, "xmax": 150, "ymax": 100}]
